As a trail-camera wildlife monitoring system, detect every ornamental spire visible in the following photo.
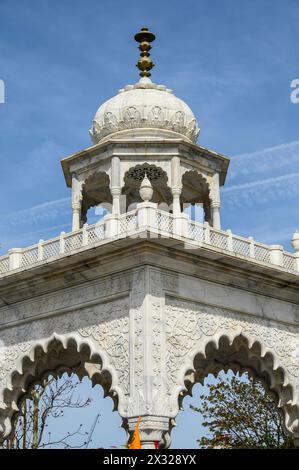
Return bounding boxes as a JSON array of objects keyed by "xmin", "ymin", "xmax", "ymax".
[{"xmin": 134, "ymin": 27, "xmax": 156, "ymax": 78}]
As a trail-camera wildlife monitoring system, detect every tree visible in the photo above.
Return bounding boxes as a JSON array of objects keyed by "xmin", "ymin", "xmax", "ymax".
[
  {"xmin": 190, "ymin": 373, "xmax": 294, "ymax": 449},
  {"xmin": 5, "ymin": 374, "xmax": 92, "ymax": 449}
]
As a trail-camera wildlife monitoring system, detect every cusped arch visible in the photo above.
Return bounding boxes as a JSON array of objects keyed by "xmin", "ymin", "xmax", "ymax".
[
  {"xmin": 181, "ymin": 170, "xmax": 212, "ymax": 222},
  {"xmin": 81, "ymin": 170, "xmax": 112, "ymax": 224},
  {"xmin": 122, "ymin": 163, "xmax": 172, "ymax": 209},
  {"xmin": 173, "ymin": 332, "xmax": 299, "ymax": 438},
  {"xmin": 0, "ymin": 332, "xmax": 126, "ymax": 440}
]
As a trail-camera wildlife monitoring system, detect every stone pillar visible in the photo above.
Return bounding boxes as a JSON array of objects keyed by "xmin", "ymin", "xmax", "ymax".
[
  {"xmin": 72, "ymin": 202, "xmax": 81, "ymax": 232},
  {"xmin": 171, "ymin": 156, "xmax": 182, "ymax": 217},
  {"xmin": 111, "ymin": 156, "xmax": 121, "ymax": 215},
  {"xmin": 71, "ymin": 175, "xmax": 83, "ymax": 231},
  {"xmin": 211, "ymin": 201, "xmax": 221, "ymax": 230},
  {"xmin": 211, "ymin": 173, "xmax": 221, "ymax": 229},
  {"xmin": 8, "ymin": 248, "xmax": 23, "ymax": 270},
  {"xmin": 269, "ymin": 245, "xmax": 284, "ymax": 267},
  {"xmin": 127, "ymin": 416, "xmax": 170, "ymax": 449},
  {"xmin": 126, "ymin": 268, "xmax": 173, "ymax": 448},
  {"xmin": 111, "ymin": 188, "xmax": 121, "ymax": 215},
  {"xmin": 137, "ymin": 202, "xmax": 157, "ymax": 229},
  {"xmin": 172, "ymin": 187, "xmax": 182, "ymax": 217},
  {"xmin": 104, "ymin": 214, "xmax": 119, "ymax": 237}
]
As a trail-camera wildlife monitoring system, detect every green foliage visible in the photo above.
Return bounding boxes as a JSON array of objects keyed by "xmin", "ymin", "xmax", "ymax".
[{"xmin": 191, "ymin": 373, "xmax": 294, "ymax": 449}]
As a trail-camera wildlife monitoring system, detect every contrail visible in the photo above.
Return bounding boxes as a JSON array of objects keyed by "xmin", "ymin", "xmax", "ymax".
[{"xmin": 223, "ymin": 172, "xmax": 299, "ymax": 193}]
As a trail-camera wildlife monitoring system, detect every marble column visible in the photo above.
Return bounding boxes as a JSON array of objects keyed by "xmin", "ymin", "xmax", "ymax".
[
  {"xmin": 72, "ymin": 202, "xmax": 81, "ymax": 232},
  {"xmin": 171, "ymin": 156, "xmax": 182, "ymax": 216},
  {"xmin": 111, "ymin": 156, "xmax": 121, "ymax": 215},
  {"xmin": 71, "ymin": 175, "xmax": 83, "ymax": 231},
  {"xmin": 211, "ymin": 201, "xmax": 221, "ymax": 230},
  {"xmin": 211, "ymin": 173, "xmax": 221, "ymax": 229},
  {"xmin": 172, "ymin": 187, "xmax": 182, "ymax": 217}
]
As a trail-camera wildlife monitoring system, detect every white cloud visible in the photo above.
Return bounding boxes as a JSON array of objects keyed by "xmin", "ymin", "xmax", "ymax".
[
  {"xmin": 229, "ymin": 141, "xmax": 299, "ymax": 180},
  {"xmin": 222, "ymin": 141, "xmax": 299, "ymax": 208},
  {"xmin": 223, "ymin": 172, "xmax": 299, "ymax": 194},
  {"xmin": 222, "ymin": 172, "xmax": 299, "ymax": 208},
  {"xmin": 1, "ymin": 197, "xmax": 69, "ymax": 228}
]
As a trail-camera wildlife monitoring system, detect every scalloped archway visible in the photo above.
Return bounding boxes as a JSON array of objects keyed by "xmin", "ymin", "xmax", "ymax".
[
  {"xmin": 181, "ymin": 170, "xmax": 211, "ymax": 223},
  {"xmin": 122, "ymin": 163, "xmax": 172, "ymax": 210},
  {"xmin": 175, "ymin": 334, "xmax": 299, "ymax": 441},
  {"xmin": 81, "ymin": 171, "xmax": 112, "ymax": 225},
  {"xmin": 0, "ymin": 333, "xmax": 124, "ymax": 441}
]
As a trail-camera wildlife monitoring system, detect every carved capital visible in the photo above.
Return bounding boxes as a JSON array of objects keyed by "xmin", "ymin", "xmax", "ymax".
[
  {"xmin": 71, "ymin": 201, "xmax": 81, "ymax": 211},
  {"xmin": 171, "ymin": 186, "xmax": 182, "ymax": 196},
  {"xmin": 127, "ymin": 416, "xmax": 171, "ymax": 449},
  {"xmin": 211, "ymin": 200, "xmax": 220, "ymax": 209},
  {"xmin": 111, "ymin": 187, "xmax": 121, "ymax": 196}
]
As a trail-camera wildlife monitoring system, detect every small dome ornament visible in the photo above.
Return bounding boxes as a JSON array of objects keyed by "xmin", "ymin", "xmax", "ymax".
[
  {"xmin": 134, "ymin": 27, "xmax": 156, "ymax": 78},
  {"xmin": 139, "ymin": 174, "xmax": 153, "ymax": 202}
]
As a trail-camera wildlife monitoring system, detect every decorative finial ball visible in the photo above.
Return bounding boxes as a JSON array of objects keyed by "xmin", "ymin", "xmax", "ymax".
[
  {"xmin": 139, "ymin": 174, "xmax": 153, "ymax": 202},
  {"xmin": 134, "ymin": 27, "xmax": 156, "ymax": 78}
]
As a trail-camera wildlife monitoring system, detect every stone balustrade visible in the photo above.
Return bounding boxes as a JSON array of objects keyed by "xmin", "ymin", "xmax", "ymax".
[{"xmin": 0, "ymin": 204, "xmax": 298, "ymax": 276}]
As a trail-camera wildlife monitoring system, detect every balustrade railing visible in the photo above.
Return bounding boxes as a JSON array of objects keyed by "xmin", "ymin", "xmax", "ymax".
[{"xmin": 0, "ymin": 207, "xmax": 297, "ymax": 275}]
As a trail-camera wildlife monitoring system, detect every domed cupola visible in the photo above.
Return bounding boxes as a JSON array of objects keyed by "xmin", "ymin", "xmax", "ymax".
[
  {"xmin": 89, "ymin": 28, "xmax": 199, "ymax": 144},
  {"xmin": 62, "ymin": 28, "xmax": 229, "ymax": 235}
]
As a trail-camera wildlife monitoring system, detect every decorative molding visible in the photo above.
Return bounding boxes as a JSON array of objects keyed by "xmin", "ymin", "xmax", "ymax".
[
  {"xmin": 90, "ymin": 82, "xmax": 200, "ymax": 144},
  {"xmin": 128, "ymin": 269, "xmax": 145, "ymax": 414},
  {"xmin": 162, "ymin": 273, "xmax": 179, "ymax": 293},
  {"xmin": 0, "ymin": 296, "xmax": 129, "ymax": 389},
  {"xmin": 91, "ymin": 108, "xmax": 199, "ymax": 143},
  {"xmin": 0, "ymin": 272, "xmax": 130, "ymax": 328}
]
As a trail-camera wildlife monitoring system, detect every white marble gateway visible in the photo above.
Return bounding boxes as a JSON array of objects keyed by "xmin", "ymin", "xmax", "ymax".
[{"xmin": 0, "ymin": 29, "xmax": 299, "ymax": 449}]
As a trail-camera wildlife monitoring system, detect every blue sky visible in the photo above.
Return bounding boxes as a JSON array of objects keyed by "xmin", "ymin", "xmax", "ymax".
[{"xmin": 0, "ymin": 0, "xmax": 298, "ymax": 448}]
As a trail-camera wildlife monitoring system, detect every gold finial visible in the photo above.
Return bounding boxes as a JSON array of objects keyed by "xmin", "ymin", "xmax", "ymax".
[{"xmin": 134, "ymin": 27, "xmax": 156, "ymax": 78}]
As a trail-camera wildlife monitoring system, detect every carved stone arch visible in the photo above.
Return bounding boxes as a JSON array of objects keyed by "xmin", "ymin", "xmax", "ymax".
[
  {"xmin": 81, "ymin": 170, "xmax": 112, "ymax": 224},
  {"xmin": 119, "ymin": 160, "xmax": 170, "ymax": 189},
  {"xmin": 122, "ymin": 163, "xmax": 172, "ymax": 210},
  {"xmin": 0, "ymin": 332, "xmax": 127, "ymax": 441},
  {"xmin": 181, "ymin": 170, "xmax": 212, "ymax": 222},
  {"xmin": 172, "ymin": 332, "xmax": 299, "ymax": 440}
]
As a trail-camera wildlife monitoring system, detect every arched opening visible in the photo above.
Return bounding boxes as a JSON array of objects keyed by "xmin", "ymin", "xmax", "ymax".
[
  {"xmin": 171, "ymin": 334, "xmax": 297, "ymax": 449},
  {"xmin": 0, "ymin": 336, "xmax": 125, "ymax": 445},
  {"xmin": 122, "ymin": 163, "xmax": 172, "ymax": 211},
  {"xmin": 181, "ymin": 171, "xmax": 211, "ymax": 224},
  {"xmin": 5, "ymin": 372, "xmax": 126, "ymax": 449},
  {"xmin": 172, "ymin": 370, "xmax": 294, "ymax": 449},
  {"xmin": 81, "ymin": 172, "xmax": 111, "ymax": 226}
]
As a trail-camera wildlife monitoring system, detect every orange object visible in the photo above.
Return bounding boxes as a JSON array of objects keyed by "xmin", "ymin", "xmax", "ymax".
[{"xmin": 128, "ymin": 416, "xmax": 141, "ymax": 449}]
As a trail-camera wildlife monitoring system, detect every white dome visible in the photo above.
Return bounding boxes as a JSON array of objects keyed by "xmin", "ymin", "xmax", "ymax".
[{"xmin": 90, "ymin": 78, "xmax": 200, "ymax": 144}]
